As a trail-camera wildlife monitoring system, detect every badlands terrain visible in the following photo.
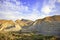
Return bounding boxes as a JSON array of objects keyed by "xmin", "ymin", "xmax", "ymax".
[{"xmin": 0, "ymin": 15, "xmax": 60, "ymax": 40}]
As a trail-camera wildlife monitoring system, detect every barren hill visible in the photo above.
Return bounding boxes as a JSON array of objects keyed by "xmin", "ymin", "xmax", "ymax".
[{"xmin": 0, "ymin": 15, "xmax": 60, "ymax": 37}]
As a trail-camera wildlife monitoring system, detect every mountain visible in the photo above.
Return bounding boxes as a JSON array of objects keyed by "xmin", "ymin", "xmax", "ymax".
[
  {"xmin": 0, "ymin": 15, "xmax": 60, "ymax": 37},
  {"xmin": 15, "ymin": 19, "xmax": 34, "ymax": 32},
  {"xmin": 16, "ymin": 19, "xmax": 34, "ymax": 26},
  {"xmin": 15, "ymin": 19, "xmax": 28, "ymax": 27},
  {"xmin": 21, "ymin": 19, "xmax": 34, "ymax": 26},
  {"xmin": 24, "ymin": 15, "xmax": 60, "ymax": 37},
  {"xmin": 0, "ymin": 19, "xmax": 33, "ymax": 32},
  {"xmin": 44, "ymin": 15, "xmax": 60, "ymax": 22},
  {"xmin": 0, "ymin": 20, "xmax": 21, "ymax": 31}
]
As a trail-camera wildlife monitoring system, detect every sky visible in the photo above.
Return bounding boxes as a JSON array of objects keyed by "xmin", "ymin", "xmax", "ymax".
[{"xmin": 0, "ymin": 0, "xmax": 60, "ymax": 21}]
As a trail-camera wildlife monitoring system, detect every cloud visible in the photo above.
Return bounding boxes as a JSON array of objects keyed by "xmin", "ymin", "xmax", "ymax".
[
  {"xmin": 41, "ymin": 0, "xmax": 56, "ymax": 14},
  {"xmin": 0, "ymin": 0, "xmax": 60, "ymax": 21},
  {"xmin": 57, "ymin": 0, "xmax": 60, "ymax": 3},
  {"xmin": 41, "ymin": 6, "xmax": 51, "ymax": 14},
  {"xmin": 0, "ymin": 0, "xmax": 30, "ymax": 20},
  {"xmin": 0, "ymin": 0, "xmax": 41, "ymax": 21}
]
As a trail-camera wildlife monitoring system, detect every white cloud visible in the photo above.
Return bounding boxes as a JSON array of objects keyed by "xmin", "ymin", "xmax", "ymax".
[
  {"xmin": 1, "ymin": 0, "xmax": 29, "ymax": 12},
  {"xmin": 0, "ymin": 10, "xmax": 23, "ymax": 20},
  {"xmin": 0, "ymin": 0, "xmax": 40, "ymax": 21},
  {"xmin": 57, "ymin": 0, "xmax": 60, "ymax": 3},
  {"xmin": 0, "ymin": 0, "xmax": 59, "ymax": 21},
  {"xmin": 41, "ymin": 0, "xmax": 56, "ymax": 14},
  {"xmin": 29, "ymin": 11, "xmax": 39, "ymax": 20},
  {"xmin": 16, "ymin": 1, "xmax": 21, "ymax": 5},
  {"xmin": 41, "ymin": 6, "xmax": 51, "ymax": 14}
]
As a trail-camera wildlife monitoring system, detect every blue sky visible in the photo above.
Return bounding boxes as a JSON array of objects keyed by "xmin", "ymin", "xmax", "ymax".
[{"xmin": 0, "ymin": 0, "xmax": 60, "ymax": 20}]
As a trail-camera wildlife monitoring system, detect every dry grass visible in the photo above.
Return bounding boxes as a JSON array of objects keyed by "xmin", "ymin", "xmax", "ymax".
[{"xmin": 0, "ymin": 31, "xmax": 57, "ymax": 40}]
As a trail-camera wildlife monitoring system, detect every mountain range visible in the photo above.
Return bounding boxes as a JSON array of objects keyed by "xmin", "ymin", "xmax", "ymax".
[{"xmin": 0, "ymin": 15, "xmax": 60, "ymax": 37}]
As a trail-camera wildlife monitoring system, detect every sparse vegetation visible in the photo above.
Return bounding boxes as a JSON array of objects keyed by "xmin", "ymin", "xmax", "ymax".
[
  {"xmin": 0, "ymin": 31, "xmax": 57, "ymax": 40},
  {"xmin": 0, "ymin": 15, "xmax": 60, "ymax": 40}
]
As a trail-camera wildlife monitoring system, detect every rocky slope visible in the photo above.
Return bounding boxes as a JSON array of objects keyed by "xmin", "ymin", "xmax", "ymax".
[
  {"xmin": 15, "ymin": 19, "xmax": 33, "ymax": 27},
  {"xmin": 15, "ymin": 19, "xmax": 34, "ymax": 32},
  {"xmin": 0, "ymin": 15, "xmax": 60, "ymax": 37},
  {"xmin": 25, "ymin": 15, "xmax": 60, "ymax": 37},
  {"xmin": 0, "ymin": 20, "xmax": 21, "ymax": 31},
  {"xmin": 0, "ymin": 19, "xmax": 33, "ymax": 31}
]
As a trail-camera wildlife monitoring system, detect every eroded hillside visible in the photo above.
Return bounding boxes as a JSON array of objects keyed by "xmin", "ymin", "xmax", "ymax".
[{"xmin": 0, "ymin": 15, "xmax": 60, "ymax": 37}]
